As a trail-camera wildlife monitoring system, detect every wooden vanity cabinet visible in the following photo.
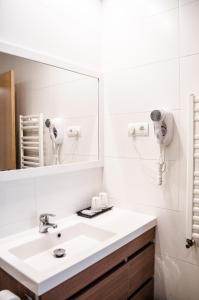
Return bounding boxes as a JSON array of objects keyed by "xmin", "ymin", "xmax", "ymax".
[
  {"xmin": 73, "ymin": 264, "xmax": 129, "ymax": 300},
  {"xmin": 69, "ymin": 244, "xmax": 155, "ymax": 300},
  {"xmin": 0, "ymin": 227, "xmax": 155, "ymax": 300},
  {"xmin": 0, "ymin": 268, "xmax": 36, "ymax": 300}
]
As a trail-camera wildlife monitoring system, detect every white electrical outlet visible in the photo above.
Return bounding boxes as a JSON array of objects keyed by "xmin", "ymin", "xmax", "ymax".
[
  {"xmin": 67, "ymin": 126, "xmax": 81, "ymax": 137},
  {"xmin": 128, "ymin": 122, "xmax": 149, "ymax": 136}
]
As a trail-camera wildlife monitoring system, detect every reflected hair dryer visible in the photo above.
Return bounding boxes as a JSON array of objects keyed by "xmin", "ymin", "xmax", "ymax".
[{"xmin": 45, "ymin": 118, "xmax": 64, "ymax": 164}]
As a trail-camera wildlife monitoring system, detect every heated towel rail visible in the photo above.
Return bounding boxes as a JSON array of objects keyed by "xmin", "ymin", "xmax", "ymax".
[
  {"xmin": 186, "ymin": 94, "xmax": 199, "ymax": 248},
  {"xmin": 19, "ymin": 113, "xmax": 44, "ymax": 168}
]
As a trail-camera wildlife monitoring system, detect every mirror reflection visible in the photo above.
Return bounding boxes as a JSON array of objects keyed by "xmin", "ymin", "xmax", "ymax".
[{"xmin": 0, "ymin": 53, "xmax": 99, "ymax": 171}]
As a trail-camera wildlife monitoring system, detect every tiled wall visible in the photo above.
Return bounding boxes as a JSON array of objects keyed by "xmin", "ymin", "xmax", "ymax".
[
  {"xmin": 0, "ymin": 169, "xmax": 102, "ymax": 238},
  {"xmin": 0, "ymin": 0, "xmax": 102, "ymax": 238},
  {"xmin": 102, "ymin": 0, "xmax": 199, "ymax": 299},
  {"xmin": 0, "ymin": 0, "xmax": 102, "ymax": 71}
]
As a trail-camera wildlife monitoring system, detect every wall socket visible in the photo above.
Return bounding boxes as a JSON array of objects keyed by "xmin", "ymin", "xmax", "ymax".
[
  {"xmin": 67, "ymin": 126, "xmax": 81, "ymax": 137},
  {"xmin": 128, "ymin": 122, "xmax": 149, "ymax": 136}
]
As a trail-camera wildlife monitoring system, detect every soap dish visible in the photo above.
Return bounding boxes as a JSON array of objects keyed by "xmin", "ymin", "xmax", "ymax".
[{"xmin": 76, "ymin": 206, "xmax": 113, "ymax": 219}]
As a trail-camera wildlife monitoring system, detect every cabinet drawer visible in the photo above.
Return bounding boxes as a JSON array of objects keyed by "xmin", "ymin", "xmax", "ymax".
[
  {"xmin": 73, "ymin": 264, "xmax": 128, "ymax": 300},
  {"xmin": 128, "ymin": 244, "xmax": 154, "ymax": 296},
  {"xmin": 129, "ymin": 279, "xmax": 154, "ymax": 300}
]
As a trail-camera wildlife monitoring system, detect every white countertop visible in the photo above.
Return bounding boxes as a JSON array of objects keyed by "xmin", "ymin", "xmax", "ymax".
[{"xmin": 0, "ymin": 208, "xmax": 157, "ymax": 295}]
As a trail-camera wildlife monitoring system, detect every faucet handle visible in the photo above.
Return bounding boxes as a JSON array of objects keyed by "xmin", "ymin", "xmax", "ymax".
[{"xmin": 40, "ymin": 213, "xmax": 56, "ymax": 222}]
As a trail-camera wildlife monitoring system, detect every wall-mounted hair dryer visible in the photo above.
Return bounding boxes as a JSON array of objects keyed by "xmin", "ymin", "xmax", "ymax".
[
  {"xmin": 45, "ymin": 118, "xmax": 64, "ymax": 165},
  {"xmin": 150, "ymin": 110, "xmax": 174, "ymax": 185}
]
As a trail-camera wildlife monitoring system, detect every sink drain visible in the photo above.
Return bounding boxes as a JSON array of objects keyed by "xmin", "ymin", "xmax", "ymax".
[{"xmin": 53, "ymin": 248, "xmax": 66, "ymax": 258}]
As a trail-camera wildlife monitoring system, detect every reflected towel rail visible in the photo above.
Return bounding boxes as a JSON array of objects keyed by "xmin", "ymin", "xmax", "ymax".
[
  {"xmin": 22, "ymin": 126, "xmax": 39, "ymax": 130},
  {"xmin": 21, "ymin": 136, "xmax": 39, "ymax": 140},
  {"xmin": 22, "ymin": 161, "xmax": 40, "ymax": 166},
  {"xmin": 19, "ymin": 113, "xmax": 44, "ymax": 169},
  {"xmin": 21, "ymin": 114, "xmax": 40, "ymax": 119},
  {"xmin": 21, "ymin": 146, "xmax": 39, "ymax": 150},
  {"xmin": 22, "ymin": 142, "xmax": 39, "ymax": 145},
  {"xmin": 22, "ymin": 156, "xmax": 39, "ymax": 161}
]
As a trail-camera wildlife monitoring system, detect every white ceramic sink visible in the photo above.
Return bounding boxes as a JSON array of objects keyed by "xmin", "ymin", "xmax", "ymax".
[
  {"xmin": 0, "ymin": 208, "xmax": 156, "ymax": 295},
  {"xmin": 9, "ymin": 223, "xmax": 115, "ymax": 272}
]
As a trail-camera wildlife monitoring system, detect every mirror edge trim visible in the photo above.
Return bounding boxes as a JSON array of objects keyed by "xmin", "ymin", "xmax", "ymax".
[
  {"xmin": 0, "ymin": 161, "xmax": 103, "ymax": 181},
  {"xmin": 0, "ymin": 40, "xmax": 100, "ymax": 79}
]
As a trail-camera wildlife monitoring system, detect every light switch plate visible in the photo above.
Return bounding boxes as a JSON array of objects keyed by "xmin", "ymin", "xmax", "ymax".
[{"xmin": 128, "ymin": 122, "xmax": 149, "ymax": 136}]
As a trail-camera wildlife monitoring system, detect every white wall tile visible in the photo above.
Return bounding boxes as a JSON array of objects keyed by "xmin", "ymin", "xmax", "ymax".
[
  {"xmin": 155, "ymin": 254, "xmax": 199, "ymax": 300},
  {"xmin": 103, "ymin": 9, "xmax": 179, "ymax": 70},
  {"xmin": 103, "ymin": 0, "xmax": 179, "ymax": 19},
  {"xmin": 0, "ymin": 0, "xmax": 102, "ymax": 71},
  {"xmin": 180, "ymin": 0, "xmax": 199, "ymax": 6},
  {"xmin": 52, "ymin": 77, "xmax": 99, "ymax": 118},
  {"xmin": 31, "ymin": 78, "xmax": 98, "ymax": 120},
  {"xmin": 180, "ymin": 1, "xmax": 199, "ymax": 56},
  {"xmin": 103, "ymin": 157, "xmax": 180, "ymax": 210},
  {"xmin": 62, "ymin": 154, "xmax": 98, "ymax": 164},
  {"xmin": 35, "ymin": 169, "xmax": 102, "ymax": 221},
  {"xmin": 104, "ymin": 59, "xmax": 180, "ymax": 115},
  {"xmin": 180, "ymin": 54, "xmax": 199, "ymax": 109},
  {"xmin": 0, "ymin": 217, "xmax": 37, "ymax": 239},
  {"xmin": 155, "ymin": 209, "xmax": 199, "ymax": 266},
  {"xmin": 0, "ymin": 179, "xmax": 36, "ymax": 226}
]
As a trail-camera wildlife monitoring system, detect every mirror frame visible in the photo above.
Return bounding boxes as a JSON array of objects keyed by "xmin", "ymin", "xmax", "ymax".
[{"xmin": 0, "ymin": 41, "xmax": 103, "ymax": 181}]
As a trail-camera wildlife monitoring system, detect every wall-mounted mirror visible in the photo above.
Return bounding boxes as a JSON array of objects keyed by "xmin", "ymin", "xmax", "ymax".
[{"xmin": 0, "ymin": 52, "xmax": 100, "ymax": 172}]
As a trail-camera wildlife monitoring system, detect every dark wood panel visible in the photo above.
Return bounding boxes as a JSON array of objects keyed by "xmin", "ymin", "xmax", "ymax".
[
  {"xmin": 0, "ymin": 70, "xmax": 16, "ymax": 170},
  {"xmin": 129, "ymin": 279, "xmax": 154, "ymax": 300},
  {"xmin": 0, "ymin": 268, "xmax": 35, "ymax": 300},
  {"xmin": 73, "ymin": 264, "xmax": 128, "ymax": 300},
  {"xmin": 40, "ymin": 228, "xmax": 155, "ymax": 300},
  {"xmin": 128, "ymin": 244, "xmax": 154, "ymax": 296}
]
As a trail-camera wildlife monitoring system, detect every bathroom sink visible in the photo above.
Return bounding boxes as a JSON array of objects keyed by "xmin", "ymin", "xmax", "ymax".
[
  {"xmin": 0, "ymin": 208, "xmax": 157, "ymax": 295},
  {"xmin": 9, "ymin": 223, "xmax": 115, "ymax": 272}
]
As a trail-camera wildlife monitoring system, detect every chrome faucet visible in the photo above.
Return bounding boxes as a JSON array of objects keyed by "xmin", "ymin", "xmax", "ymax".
[{"xmin": 39, "ymin": 213, "xmax": 58, "ymax": 233}]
